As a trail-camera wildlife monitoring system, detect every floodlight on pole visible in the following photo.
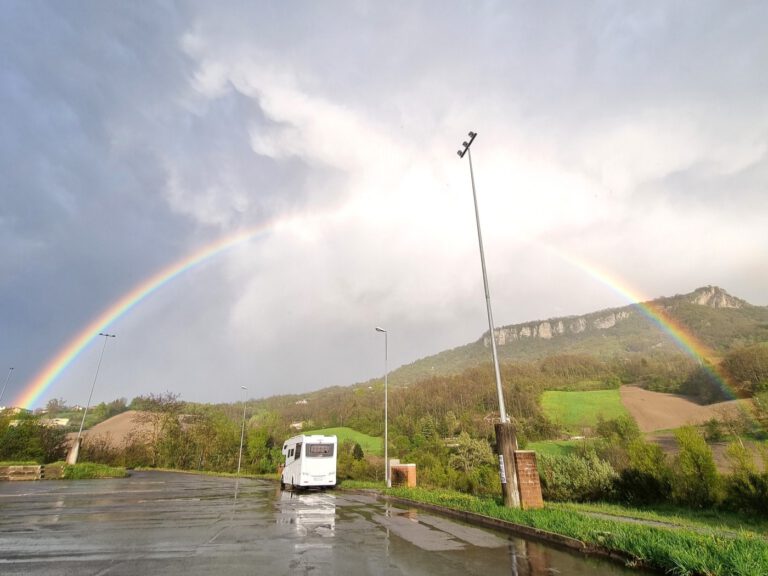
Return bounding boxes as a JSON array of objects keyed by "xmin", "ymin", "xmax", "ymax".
[
  {"xmin": 237, "ymin": 386, "xmax": 248, "ymax": 477},
  {"xmin": 0, "ymin": 367, "xmax": 14, "ymax": 407},
  {"xmin": 457, "ymin": 131, "xmax": 507, "ymax": 423},
  {"xmin": 69, "ymin": 333, "xmax": 115, "ymax": 465},
  {"xmin": 375, "ymin": 326, "xmax": 390, "ymax": 488}
]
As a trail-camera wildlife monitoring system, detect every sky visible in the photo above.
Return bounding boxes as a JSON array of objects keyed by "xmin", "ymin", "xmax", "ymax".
[{"xmin": 2, "ymin": 1, "xmax": 767, "ymax": 409}]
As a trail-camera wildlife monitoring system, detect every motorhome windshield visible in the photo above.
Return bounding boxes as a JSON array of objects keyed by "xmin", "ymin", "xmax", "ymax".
[{"xmin": 306, "ymin": 443, "xmax": 334, "ymax": 458}]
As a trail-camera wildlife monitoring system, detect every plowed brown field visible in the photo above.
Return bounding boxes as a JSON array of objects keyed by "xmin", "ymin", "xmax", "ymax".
[{"xmin": 619, "ymin": 385, "xmax": 745, "ymax": 432}]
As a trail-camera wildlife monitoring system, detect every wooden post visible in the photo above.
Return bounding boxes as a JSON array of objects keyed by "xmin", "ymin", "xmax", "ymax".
[{"xmin": 494, "ymin": 421, "xmax": 520, "ymax": 508}]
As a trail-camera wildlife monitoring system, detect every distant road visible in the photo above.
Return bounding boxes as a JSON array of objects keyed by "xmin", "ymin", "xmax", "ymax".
[{"xmin": 0, "ymin": 471, "xmax": 649, "ymax": 575}]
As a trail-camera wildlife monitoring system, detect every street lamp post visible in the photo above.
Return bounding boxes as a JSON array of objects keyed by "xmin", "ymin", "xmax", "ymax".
[
  {"xmin": 457, "ymin": 132, "xmax": 520, "ymax": 508},
  {"xmin": 237, "ymin": 386, "xmax": 248, "ymax": 477},
  {"xmin": 68, "ymin": 332, "xmax": 116, "ymax": 465},
  {"xmin": 375, "ymin": 327, "xmax": 390, "ymax": 488},
  {"xmin": 0, "ymin": 367, "xmax": 14, "ymax": 407}
]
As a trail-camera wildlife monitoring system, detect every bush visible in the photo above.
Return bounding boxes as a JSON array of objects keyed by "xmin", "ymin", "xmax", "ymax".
[
  {"xmin": 722, "ymin": 442, "xmax": 768, "ymax": 516},
  {"xmin": 671, "ymin": 426, "xmax": 721, "ymax": 508},
  {"xmin": 538, "ymin": 452, "xmax": 617, "ymax": 502},
  {"xmin": 703, "ymin": 418, "xmax": 725, "ymax": 442},
  {"xmin": 724, "ymin": 472, "xmax": 768, "ymax": 516},
  {"xmin": 0, "ymin": 418, "xmax": 67, "ymax": 463},
  {"xmin": 614, "ymin": 468, "xmax": 671, "ymax": 505}
]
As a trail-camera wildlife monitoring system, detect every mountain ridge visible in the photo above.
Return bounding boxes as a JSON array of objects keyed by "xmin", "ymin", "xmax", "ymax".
[{"xmin": 386, "ymin": 286, "xmax": 768, "ymax": 388}]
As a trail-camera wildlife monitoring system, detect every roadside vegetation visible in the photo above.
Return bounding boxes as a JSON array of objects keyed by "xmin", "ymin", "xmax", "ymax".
[
  {"xmin": 384, "ymin": 486, "xmax": 768, "ymax": 576},
  {"xmin": 60, "ymin": 462, "xmax": 128, "ymax": 479}
]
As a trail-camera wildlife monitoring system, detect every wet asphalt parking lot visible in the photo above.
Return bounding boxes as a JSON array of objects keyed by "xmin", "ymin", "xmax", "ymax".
[{"xmin": 0, "ymin": 470, "xmax": 655, "ymax": 575}]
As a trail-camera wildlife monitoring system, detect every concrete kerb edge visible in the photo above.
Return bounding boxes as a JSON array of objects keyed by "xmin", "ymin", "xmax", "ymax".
[{"xmin": 379, "ymin": 493, "xmax": 653, "ymax": 572}]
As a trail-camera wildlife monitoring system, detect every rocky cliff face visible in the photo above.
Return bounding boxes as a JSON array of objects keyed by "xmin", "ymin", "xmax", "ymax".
[
  {"xmin": 483, "ymin": 286, "xmax": 743, "ymax": 348},
  {"xmin": 686, "ymin": 285, "xmax": 744, "ymax": 309}
]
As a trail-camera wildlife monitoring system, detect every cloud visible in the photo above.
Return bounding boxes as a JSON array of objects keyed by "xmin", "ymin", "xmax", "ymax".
[{"xmin": 2, "ymin": 1, "xmax": 767, "ymax": 407}]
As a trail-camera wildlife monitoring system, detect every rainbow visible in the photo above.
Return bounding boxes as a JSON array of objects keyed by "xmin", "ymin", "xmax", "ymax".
[
  {"xmin": 16, "ymin": 228, "xmax": 740, "ymax": 409},
  {"xmin": 552, "ymin": 249, "xmax": 735, "ymax": 398},
  {"xmin": 14, "ymin": 227, "xmax": 266, "ymax": 409}
]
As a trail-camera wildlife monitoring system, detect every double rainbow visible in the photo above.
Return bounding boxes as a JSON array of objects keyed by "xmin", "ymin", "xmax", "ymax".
[{"xmin": 15, "ymin": 237, "xmax": 736, "ymax": 409}]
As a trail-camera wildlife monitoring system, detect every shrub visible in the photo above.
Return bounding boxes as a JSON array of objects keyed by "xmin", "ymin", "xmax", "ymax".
[
  {"xmin": 722, "ymin": 442, "xmax": 768, "ymax": 516},
  {"xmin": 703, "ymin": 418, "xmax": 724, "ymax": 442},
  {"xmin": 613, "ymin": 438, "xmax": 672, "ymax": 504},
  {"xmin": 670, "ymin": 426, "xmax": 721, "ymax": 508},
  {"xmin": 537, "ymin": 451, "xmax": 617, "ymax": 502}
]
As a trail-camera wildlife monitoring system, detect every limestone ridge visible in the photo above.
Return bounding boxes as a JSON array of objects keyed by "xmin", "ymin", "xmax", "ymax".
[{"xmin": 482, "ymin": 286, "xmax": 745, "ymax": 348}]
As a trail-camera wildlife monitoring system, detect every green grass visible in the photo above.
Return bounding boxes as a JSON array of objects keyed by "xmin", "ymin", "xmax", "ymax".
[
  {"xmin": 0, "ymin": 460, "xmax": 38, "ymax": 466},
  {"xmin": 385, "ymin": 486, "xmax": 768, "ymax": 575},
  {"xmin": 57, "ymin": 462, "xmax": 128, "ymax": 479},
  {"xmin": 304, "ymin": 426, "xmax": 382, "ymax": 456},
  {"xmin": 541, "ymin": 389, "xmax": 629, "ymax": 433},
  {"xmin": 558, "ymin": 501, "xmax": 768, "ymax": 536},
  {"xmin": 527, "ymin": 439, "xmax": 586, "ymax": 457}
]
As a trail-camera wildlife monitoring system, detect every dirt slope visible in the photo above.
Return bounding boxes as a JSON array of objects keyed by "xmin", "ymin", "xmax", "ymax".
[
  {"xmin": 620, "ymin": 385, "xmax": 745, "ymax": 433},
  {"xmin": 66, "ymin": 410, "xmax": 151, "ymax": 446}
]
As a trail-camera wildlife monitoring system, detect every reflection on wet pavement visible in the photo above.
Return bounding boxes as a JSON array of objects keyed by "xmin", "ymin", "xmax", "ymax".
[{"xmin": 0, "ymin": 470, "xmax": 655, "ymax": 576}]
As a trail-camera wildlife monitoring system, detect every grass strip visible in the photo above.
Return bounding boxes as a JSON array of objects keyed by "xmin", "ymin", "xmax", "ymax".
[
  {"xmin": 554, "ymin": 501, "xmax": 768, "ymax": 538},
  {"xmin": 55, "ymin": 462, "xmax": 128, "ymax": 479},
  {"xmin": 385, "ymin": 487, "xmax": 768, "ymax": 576}
]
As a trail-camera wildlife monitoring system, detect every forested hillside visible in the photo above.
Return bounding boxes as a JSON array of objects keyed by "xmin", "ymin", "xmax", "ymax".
[{"xmin": 386, "ymin": 286, "xmax": 768, "ymax": 387}]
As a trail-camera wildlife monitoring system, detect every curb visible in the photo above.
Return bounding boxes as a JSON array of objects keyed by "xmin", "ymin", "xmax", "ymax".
[{"xmin": 379, "ymin": 494, "xmax": 653, "ymax": 572}]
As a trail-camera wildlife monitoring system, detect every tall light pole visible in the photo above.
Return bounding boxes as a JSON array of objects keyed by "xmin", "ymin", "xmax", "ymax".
[
  {"xmin": 457, "ymin": 131, "xmax": 507, "ymax": 424},
  {"xmin": 457, "ymin": 132, "xmax": 520, "ymax": 508},
  {"xmin": 236, "ymin": 386, "xmax": 248, "ymax": 476},
  {"xmin": 0, "ymin": 367, "xmax": 14, "ymax": 407},
  {"xmin": 375, "ymin": 327, "xmax": 390, "ymax": 488},
  {"xmin": 69, "ymin": 332, "xmax": 116, "ymax": 465}
]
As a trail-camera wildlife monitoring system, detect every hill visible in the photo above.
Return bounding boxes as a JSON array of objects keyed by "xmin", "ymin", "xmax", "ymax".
[
  {"xmin": 388, "ymin": 286, "xmax": 768, "ymax": 387},
  {"xmin": 65, "ymin": 410, "xmax": 151, "ymax": 447}
]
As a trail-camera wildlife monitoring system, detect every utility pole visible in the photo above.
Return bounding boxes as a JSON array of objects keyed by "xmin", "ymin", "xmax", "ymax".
[{"xmin": 457, "ymin": 132, "xmax": 520, "ymax": 508}]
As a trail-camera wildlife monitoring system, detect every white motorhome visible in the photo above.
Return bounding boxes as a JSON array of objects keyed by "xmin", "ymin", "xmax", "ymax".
[{"xmin": 280, "ymin": 434, "xmax": 337, "ymax": 490}]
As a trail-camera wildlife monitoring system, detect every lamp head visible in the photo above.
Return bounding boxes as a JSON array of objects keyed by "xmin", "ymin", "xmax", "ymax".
[{"xmin": 375, "ymin": 327, "xmax": 386, "ymax": 333}]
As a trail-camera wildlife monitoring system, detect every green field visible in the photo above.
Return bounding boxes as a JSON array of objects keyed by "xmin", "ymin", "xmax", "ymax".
[
  {"xmin": 303, "ymin": 427, "xmax": 382, "ymax": 457},
  {"xmin": 540, "ymin": 389, "xmax": 629, "ymax": 434},
  {"xmin": 526, "ymin": 439, "xmax": 584, "ymax": 457}
]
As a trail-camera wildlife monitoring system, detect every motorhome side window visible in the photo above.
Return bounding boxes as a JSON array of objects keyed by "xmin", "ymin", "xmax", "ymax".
[
  {"xmin": 307, "ymin": 444, "xmax": 334, "ymax": 458},
  {"xmin": 295, "ymin": 443, "xmax": 302, "ymax": 459},
  {"xmin": 288, "ymin": 448, "xmax": 294, "ymax": 458}
]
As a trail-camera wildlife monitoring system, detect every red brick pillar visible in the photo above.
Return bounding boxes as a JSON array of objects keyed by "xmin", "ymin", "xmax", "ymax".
[{"xmin": 514, "ymin": 450, "xmax": 544, "ymax": 509}]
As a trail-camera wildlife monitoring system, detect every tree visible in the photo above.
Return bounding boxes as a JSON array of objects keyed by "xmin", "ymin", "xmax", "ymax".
[
  {"xmin": 448, "ymin": 432, "xmax": 494, "ymax": 474},
  {"xmin": 45, "ymin": 398, "xmax": 69, "ymax": 415},
  {"xmin": 721, "ymin": 344, "xmax": 768, "ymax": 396}
]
